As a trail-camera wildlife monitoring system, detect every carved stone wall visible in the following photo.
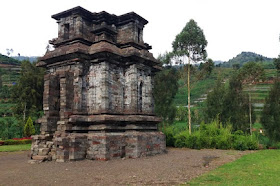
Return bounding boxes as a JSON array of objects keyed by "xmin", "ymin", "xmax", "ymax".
[{"xmin": 31, "ymin": 6, "xmax": 165, "ymax": 162}]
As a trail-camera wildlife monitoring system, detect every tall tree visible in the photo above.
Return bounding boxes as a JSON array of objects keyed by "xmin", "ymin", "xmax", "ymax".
[
  {"xmin": 154, "ymin": 53, "xmax": 179, "ymax": 126},
  {"xmin": 205, "ymin": 76, "xmax": 226, "ymax": 123},
  {"xmin": 222, "ymin": 73, "xmax": 252, "ymax": 132},
  {"xmin": 273, "ymin": 55, "xmax": 280, "ymax": 74},
  {"xmin": 11, "ymin": 60, "xmax": 45, "ymax": 120},
  {"xmin": 239, "ymin": 62, "xmax": 265, "ymax": 135},
  {"xmin": 172, "ymin": 19, "xmax": 207, "ymax": 134},
  {"xmin": 261, "ymin": 80, "xmax": 280, "ymax": 141}
]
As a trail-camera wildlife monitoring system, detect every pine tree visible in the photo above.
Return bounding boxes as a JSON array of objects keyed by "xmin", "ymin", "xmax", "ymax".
[
  {"xmin": 24, "ymin": 117, "xmax": 35, "ymax": 137},
  {"xmin": 205, "ymin": 76, "xmax": 225, "ymax": 123},
  {"xmin": 154, "ymin": 67, "xmax": 178, "ymax": 125},
  {"xmin": 261, "ymin": 80, "xmax": 280, "ymax": 141},
  {"xmin": 222, "ymin": 73, "xmax": 252, "ymax": 132}
]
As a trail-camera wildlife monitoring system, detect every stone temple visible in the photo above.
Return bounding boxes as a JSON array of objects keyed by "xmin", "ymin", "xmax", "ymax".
[{"xmin": 31, "ymin": 6, "xmax": 166, "ymax": 162}]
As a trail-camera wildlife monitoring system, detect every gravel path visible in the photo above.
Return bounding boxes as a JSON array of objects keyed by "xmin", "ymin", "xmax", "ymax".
[{"xmin": 0, "ymin": 148, "xmax": 253, "ymax": 185}]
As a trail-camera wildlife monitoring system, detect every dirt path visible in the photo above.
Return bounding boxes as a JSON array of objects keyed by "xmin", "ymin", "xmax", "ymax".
[{"xmin": 0, "ymin": 148, "xmax": 253, "ymax": 185}]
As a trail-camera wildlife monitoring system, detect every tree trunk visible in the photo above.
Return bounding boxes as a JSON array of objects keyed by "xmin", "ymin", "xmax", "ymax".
[
  {"xmin": 249, "ymin": 88, "xmax": 252, "ymax": 136},
  {"xmin": 23, "ymin": 102, "xmax": 26, "ymax": 122},
  {"xmin": 188, "ymin": 56, "xmax": 191, "ymax": 135}
]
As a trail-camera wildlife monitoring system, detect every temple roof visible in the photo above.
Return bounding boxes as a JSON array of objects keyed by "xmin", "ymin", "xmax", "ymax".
[{"xmin": 51, "ymin": 6, "xmax": 148, "ymax": 25}]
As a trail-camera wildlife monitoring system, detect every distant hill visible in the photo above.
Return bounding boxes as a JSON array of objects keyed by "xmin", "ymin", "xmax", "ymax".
[
  {"xmin": 12, "ymin": 56, "xmax": 38, "ymax": 63},
  {"xmin": 0, "ymin": 54, "xmax": 21, "ymax": 66},
  {"xmin": 221, "ymin": 52, "xmax": 273, "ymax": 67}
]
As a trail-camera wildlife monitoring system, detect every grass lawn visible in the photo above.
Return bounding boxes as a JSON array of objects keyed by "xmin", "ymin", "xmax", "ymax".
[
  {"xmin": 187, "ymin": 150, "xmax": 280, "ymax": 185},
  {"xmin": 0, "ymin": 144, "xmax": 31, "ymax": 152}
]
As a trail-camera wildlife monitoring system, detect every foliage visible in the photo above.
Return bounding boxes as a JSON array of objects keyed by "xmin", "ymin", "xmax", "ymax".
[
  {"xmin": 204, "ymin": 73, "xmax": 253, "ymax": 133},
  {"xmin": 3, "ymin": 139, "xmax": 32, "ymax": 145},
  {"xmin": 0, "ymin": 53, "xmax": 21, "ymax": 65},
  {"xmin": 205, "ymin": 76, "xmax": 225, "ymax": 123},
  {"xmin": 0, "ymin": 85, "xmax": 11, "ymax": 99},
  {"xmin": 238, "ymin": 62, "xmax": 265, "ymax": 134},
  {"xmin": 172, "ymin": 19, "xmax": 207, "ymax": 134},
  {"xmin": 154, "ymin": 67, "xmax": 178, "ymax": 124},
  {"xmin": 239, "ymin": 62, "xmax": 265, "ymax": 84},
  {"xmin": 197, "ymin": 58, "xmax": 214, "ymax": 79},
  {"xmin": 0, "ymin": 144, "xmax": 31, "ymax": 152},
  {"xmin": 273, "ymin": 55, "xmax": 280, "ymax": 73},
  {"xmin": 24, "ymin": 117, "xmax": 35, "ymax": 137},
  {"xmin": 222, "ymin": 73, "xmax": 253, "ymax": 132},
  {"xmin": 163, "ymin": 120, "xmax": 258, "ymax": 150},
  {"xmin": 172, "ymin": 19, "xmax": 207, "ymax": 62},
  {"xmin": 188, "ymin": 150, "xmax": 280, "ymax": 185},
  {"xmin": 11, "ymin": 60, "xmax": 44, "ymax": 119},
  {"xmin": 232, "ymin": 131, "xmax": 258, "ymax": 150},
  {"xmin": 261, "ymin": 80, "xmax": 280, "ymax": 142},
  {"xmin": 0, "ymin": 117, "xmax": 23, "ymax": 140}
]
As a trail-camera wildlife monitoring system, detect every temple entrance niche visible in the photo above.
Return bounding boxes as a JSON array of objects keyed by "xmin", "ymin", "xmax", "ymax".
[{"xmin": 31, "ymin": 6, "xmax": 165, "ymax": 162}]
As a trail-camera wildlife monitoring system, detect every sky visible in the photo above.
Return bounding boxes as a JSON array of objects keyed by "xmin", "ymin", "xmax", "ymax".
[{"xmin": 1, "ymin": 0, "xmax": 280, "ymax": 61}]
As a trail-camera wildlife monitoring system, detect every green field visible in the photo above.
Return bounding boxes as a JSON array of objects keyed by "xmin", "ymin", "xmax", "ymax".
[
  {"xmin": 0, "ymin": 144, "xmax": 31, "ymax": 152},
  {"xmin": 174, "ymin": 68, "xmax": 233, "ymax": 106},
  {"xmin": 188, "ymin": 150, "xmax": 280, "ymax": 185}
]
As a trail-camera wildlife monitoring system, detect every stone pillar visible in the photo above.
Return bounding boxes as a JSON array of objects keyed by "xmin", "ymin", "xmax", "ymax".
[
  {"xmin": 40, "ymin": 74, "xmax": 60, "ymax": 134},
  {"xmin": 124, "ymin": 64, "xmax": 138, "ymax": 113},
  {"xmin": 73, "ymin": 65, "xmax": 83, "ymax": 113},
  {"xmin": 101, "ymin": 62, "xmax": 110, "ymax": 112},
  {"xmin": 57, "ymin": 71, "xmax": 74, "ymax": 132}
]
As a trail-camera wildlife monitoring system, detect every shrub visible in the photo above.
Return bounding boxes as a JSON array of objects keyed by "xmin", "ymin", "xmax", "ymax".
[
  {"xmin": 3, "ymin": 139, "xmax": 32, "ymax": 145},
  {"xmin": 246, "ymin": 135, "xmax": 258, "ymax": 150},
  {"xmin": 24, "ymin": 117, "xmax": 35, "ymax": 137},
  {"xmin": 170, "ymin": 120, "xmax": 258, "ymax": 150},
  {"xmin": 275, "ymin": 142, "xmax": 280, "ymax": 149},
  {"xmin": 174, "ymin": 131, "xmax": 189, "ymax": 148},
  {"xmin": 185, "ymin": 132, "xmax": 201, "ymax": 149},
  {"xmin": 162, "ymin": 127, "xmax": 175, "ymax": 147},
  {"xmin": 233, "ymin": 134, "xmax": 258, "ymax": 151}
]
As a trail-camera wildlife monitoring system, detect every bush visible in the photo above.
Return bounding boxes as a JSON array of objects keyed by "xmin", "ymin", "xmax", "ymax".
[
  {"xmin": 233, "ymin": 133, "xmax": 258, "ymax": 151},
  {"xmin": 171, "ymin": 120, "xmax": 258, "ymax": 150},
  {"xmin": 185, "ymin": 132, "xmax": 201, "ymax": 149},
  {"xmin": 3, "ymin": 139, "xmax": 32, "ymax": 145},
  {"xmin": 174, "ymin": 131, "xmax": 189, "ymax": 148},
  {"xmin": 24, "ymin": 117, "xmax": 35, "ymax": 137},
  {"xmin": 162, "ymin": 127, "xmax": 175, "ymax": 147}
]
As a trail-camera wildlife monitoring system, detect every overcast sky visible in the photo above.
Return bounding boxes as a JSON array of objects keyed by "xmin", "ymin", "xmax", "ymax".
[{"xmin": 1, "ymin": 0, "xmax": 280, "ymax": 61}]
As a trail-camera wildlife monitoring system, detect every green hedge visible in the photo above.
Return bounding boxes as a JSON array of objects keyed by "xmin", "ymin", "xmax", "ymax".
[
  {"xmin": 2, "ymin": 139, "xmax": 32, "ymax": 145},
  {"xmin": 162, "ymin": 121, "xmax": 258, "ymax": 150}
]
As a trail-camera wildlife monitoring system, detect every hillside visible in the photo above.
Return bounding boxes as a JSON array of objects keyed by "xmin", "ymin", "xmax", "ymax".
[
  {"xmin": 0, "ymin": 54, "xmax": 21, "ymax": 86},
  {"xmin": 0, "ymin": 54, "xmax": 21, "ymax": 65},
  {"xmin": 221, "ymin": 52, "xmax": 273, "ymax": 67},
  {"xmin": 12, "ymin": 56, "xmax": 38, "ymax": 63}
]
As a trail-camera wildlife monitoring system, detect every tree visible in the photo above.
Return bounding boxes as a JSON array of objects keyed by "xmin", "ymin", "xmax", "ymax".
[
  {"xmin": 239, "ymin": 62, "xmax": 265, "ymax": 135},
  {"xmin": 198, "ymin": 58, "xmax": 214, "ymax": 79},
  {"xmin": 24, "ymin": 117, "xmax": 35, "ymax": 137},
  {"xmin": 11, "ymin": 60, "xmax": 45, "ymax": 120},
  {"xmin": 273, "ymin": 55, "xmax": 280, "ymax": 74},
  {"xmin": 172, "ymin": 19, "xmax": 208, "ymax": 134},
  {"xmin": 154, "ymin": 53, "xmax": 179, "ymax": 126},
  {"xmin": 261, "ymin": 80, "xmax": 280, "ymax": 141},
  {"xmin": 205, "ymin": 76, "xmax": 226, "ymax": 123},
  {"xmin": 222, "ymin": 73, "xmax": 252, "ymax": 132},
  {"xmin": 154, "ymin": 67, "xmax": 178, "ymax": 126}
]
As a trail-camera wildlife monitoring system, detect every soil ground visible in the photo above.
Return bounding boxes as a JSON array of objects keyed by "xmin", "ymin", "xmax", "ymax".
[{"xmin": 0, "ymin": 148, "xmax": 253, "ymax": 186}]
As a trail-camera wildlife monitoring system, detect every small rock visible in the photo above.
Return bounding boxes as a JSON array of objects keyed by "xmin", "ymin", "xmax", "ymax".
[{"xmin": 28, "ymin": 160, "xmax": 37, "ymax": 164}]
